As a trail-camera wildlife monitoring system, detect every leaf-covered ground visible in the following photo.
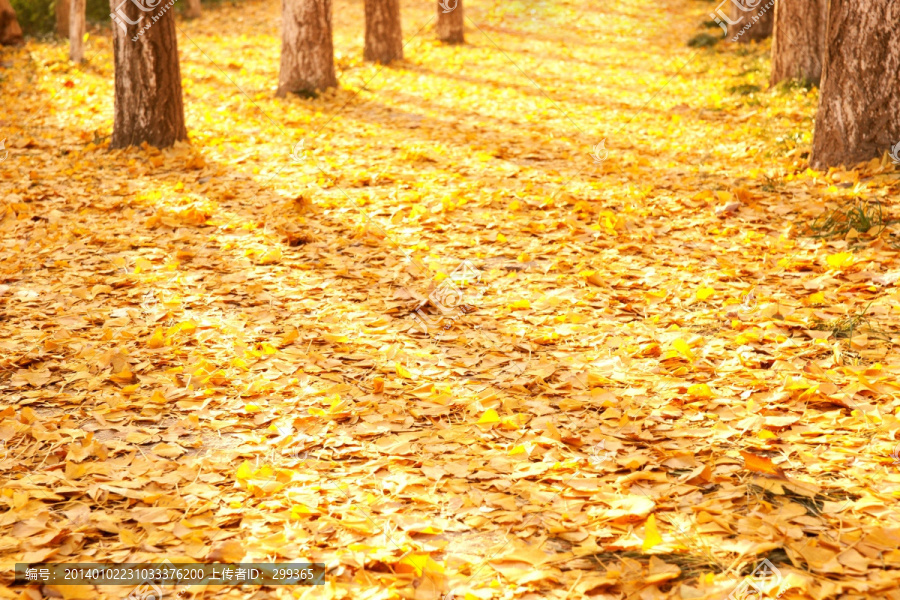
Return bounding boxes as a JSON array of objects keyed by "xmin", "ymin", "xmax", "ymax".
[{"xmin": 2, "ymin": 0, "xmax": 900, "ymax": 598}]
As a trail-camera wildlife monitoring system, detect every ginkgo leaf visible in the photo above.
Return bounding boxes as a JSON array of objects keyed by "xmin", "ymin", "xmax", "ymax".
[
  {"xmin": 740, "ymin": 451, "xmax": 787, "ymax": 479},
  {"xmin": 398, "ymin": 553, "xmax": 444, "ymax": 577},
  {"xmin": 146, "ymin": 327, "xmax": 165, "ymax": 349},
  {"xmin": 477, "ymin": 409, "xmax": 500, "ymax": 425},
  {"xmin": 642, "ymin": 513, "xmax": 663, "ymax": 551},
  {"xmin": 672, "ymin": 339, "xmax": 694, "ymax": 360},
  {"xmin": 826, "ymin": 252, "xmax": 854, "ymax": 269},
  {"xmin": 235, "ymin": 460, "xmax": 255, "ymax": 481},
  {"xmin": 687, "ymin": 383, "xmax": 713, "ymax": 399},
  {"xmin": 696, "ymin": 287, "xmax": 715, "ymax": 301},
  {"xmin": 257, "ymin": 248, "xmax": 283, "ymax": 264},
  {"xmin": 806, "ymin": 291, "xmax": 826, "ymax": 305}
]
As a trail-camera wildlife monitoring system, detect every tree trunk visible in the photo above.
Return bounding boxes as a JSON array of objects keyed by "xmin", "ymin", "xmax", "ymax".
[
  {"xmin": 56, "ymin": 0, "xmax": 70, "ymax": 37},
  {"xmin": 726, "ymin": 0, "xmax": 775, "ymax": 43},
  {"xmin": 436, "ymin": 0, "xmax": 462, "ymax": 44},
  {"xmin": 109, "ymin": 0, "xmax": 187, "ymax": 148},
  {"xmin": 364, "ymin": 0, "xmax": 402, "ymax": 63},
  {"xmin": 69, "ymin": 0, "xmax": 85, "ymax": 62},
  {"xmin": 185, "ymin": 0, "xmax": 201, "ymax": 19},
  {"xmin": 0, "ymin": 0, "xmax": 23, "ymax": 45},
  {"xmin": 277, "ymin": 0, "xmax": 338, "ymax": 97},
  {"xmin": 811, "ymin": 1, "xmax": 900, "ymax": 169},
  {"xmin": 770, "ymin": 0, "xmax": 827, "ymax": 85}
]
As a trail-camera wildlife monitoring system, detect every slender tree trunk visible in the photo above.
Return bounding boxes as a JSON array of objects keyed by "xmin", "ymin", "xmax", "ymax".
[
  {"xmin": 727, "ymin": 0, "xmax": 775, "ymax": 43},
  {"xmin": 771, "ymin": 0, "xmax": 827, "ymax": 85},
  {"xmin": 185, "ymin": 0, "xmax": 201, "ymax": 19},
  {"xmin": 277, "ymin": 0, "xmax": 338, "ymax": 97},
  {"xmin": 811, "ymin": 1, "xmax": 900, "ymax": 169},
  {"xmin": 69, "ymin": 0, "xmax": 85, "ymax": 62},
  {"xmin": 364, "ymin": 0, "xmax": 402, "ymax": 63},
  {"xmin": 436, "ymin": 0, "xmax": 462, "ymax": 44},
  {"xmin": 109, "ymin": 0, "xmax": 187, "ymax": 148},
  {"xmin": 0, "ymin": 0, "xmax": 23, "ymax": 45},
  {"xmin": 56, "ymin": 0, "xmax": 70, "ymax": 37}
]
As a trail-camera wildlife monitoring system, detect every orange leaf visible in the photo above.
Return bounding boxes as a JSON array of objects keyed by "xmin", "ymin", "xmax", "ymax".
[{"xmin": 740, "ymin": 451, "xmax": 787, "ymax": 479}]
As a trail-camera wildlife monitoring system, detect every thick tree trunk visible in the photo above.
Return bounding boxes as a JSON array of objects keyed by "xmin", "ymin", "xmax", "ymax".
[
  {"xmin": 109, "ymin": 0, "xmax": 187, "ymax": 148},
  {"xmin": 770, "ymin": 0, "xmax": 827, "ymax": 85},
  {"xmin": 811, "ymin": 1, "xmax": 900, "ymax": 169},
  {"xmin": 0, "ymin": 0, "xmax": 23, "ymax": 45},
  {"xmin": 185, "ymin": 0, "xmax": 201, "ymax": 19},
  {"xmin": 436, "ymin": 0, "xmax": 463, "ymax": 45},
  {"xmin": 364, "ymin": 0, "xmax": 402, "ymax": 63},
  {"xmin": 69, "ymin": 0, "xmax": 85, "ymax": 62},
  {"xmin": 726, "ymin": 0, "xmax": 774, "ymax": 43},
  {"xmin": 56, "ymin": 0, "xmax": 70, "ymax": 37},
  {"xmin": 277, "ymin": 0, "xmax": 338, "ymax": 97}
]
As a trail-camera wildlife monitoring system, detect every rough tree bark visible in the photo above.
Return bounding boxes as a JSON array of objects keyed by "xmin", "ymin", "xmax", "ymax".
[
  {"xmin": 364, "ymin": 0, "xmax": 402, "ymax": 63},
  {"xmin": 277, "ymin": 0, "xmax": 338, "ymax": 97},
  {"xmin": 436, "ymin": 0, "xmax": 463, "ymax": 45},
  {"xmin": 727, "ymin": 0, "xmax": 774, "ymax": 43},
  {"xmin": 69, "ymin": 0, "xmax": 85, "ymax": 62},
  {"xmin": 770, "ymin": 0, "xmax": 827, "ymax": 85},
  {"xmin": 811, "ymin": 1, "xmax": 900, "ymax": 169},
  {"xmin": 0, "ymin": 0, "xmax": 23, "ymax": 45},
  {"xmin": 56, "ymin": 0, "xmax": 70, "ymax": 37},
  {"xmin": 185, "ymin": 0, "xmax": 201, "ymax": 19},
  {"xmin": 109, "ymin": 0, "xmax": 187, "ymax": 148}
]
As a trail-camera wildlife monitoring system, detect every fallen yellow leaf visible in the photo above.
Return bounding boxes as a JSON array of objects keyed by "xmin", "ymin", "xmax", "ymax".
[
  {"xmin": 146, "ymin": 327, "xmax": 165, "ymax": 349},
  {"xmin": 687, "ymin": 383, "xmax": 713, "ymax": 399},
  {"xmin": 477, "ymin": 409, "xmax": 500, "ymax": 426},
  {"xmin": 696, "ymin": 287, "xmax": 715, "ymax": 301},
  {"xmin": 642, "ymin": 513, "xmax": 663, "ymax": 551},
  {"xmin": 826, "ymin": 252, "xmax": 854, "ymax": 269}
]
